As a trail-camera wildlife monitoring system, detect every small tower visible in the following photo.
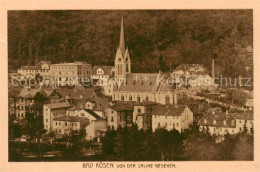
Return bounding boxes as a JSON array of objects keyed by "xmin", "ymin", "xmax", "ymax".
[{"xmin": 114, "ymin": 18, "xmax": 131, "ymax": 82}]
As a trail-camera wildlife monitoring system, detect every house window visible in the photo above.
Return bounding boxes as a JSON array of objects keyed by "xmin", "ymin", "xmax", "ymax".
[
  {"xmin": 176, "ymin": 123, "xmax": 179, "ymax": 127},
  {"xmin": 121, "ymin": 95, "xmax": 124, "ymax": 101},
  {"xmin": 138, "ymin": 108, "xmax": 141, "ymax": 113},
  {"xmin": 59, "ymin": 122, "xmax": 61, "ymax": 125},
  {"xmin": 111, "ymin": 117, "xmax": 114, "ymax": 122},
  {"xmin": 46, "ymin": 119, "xmax": 48, "ymax": 122},
  {"xmin": 65, "ymin": 122, "xmax": 67, "ymax": 126},
  {"xmin": 145, "ymin": 96, "xmax": 149, "ymax": 102},
  {"xmin": 129, "ymin": 95, "xmax": 132, "ymax": 101},
  {"xmin": 111, "ymin": 110, "xmax": 114, "ymax": 114},
  {"xmin": 56, "ymin": 122, "xmax": 57, "ymax": 126}
]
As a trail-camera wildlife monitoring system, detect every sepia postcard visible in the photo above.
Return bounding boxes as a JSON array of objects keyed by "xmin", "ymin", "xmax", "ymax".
[{"xmin": 0, "ymin": 0, "xmax": 260, "ymax": 171}]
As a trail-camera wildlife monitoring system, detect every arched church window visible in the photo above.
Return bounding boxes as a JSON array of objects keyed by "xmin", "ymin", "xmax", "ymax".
[
  {"xmin": 145, "ymin": 96, "xmax": 149, "ymax": 102},
  {"xmin": 137, "ymin": 96, "xmax": 140, "ymax": 103},
  {"xmin": 166, "ymin": 95, "xmax": 170, "ymax": 104}
]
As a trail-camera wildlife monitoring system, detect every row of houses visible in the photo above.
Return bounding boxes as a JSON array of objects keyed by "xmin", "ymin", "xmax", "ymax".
[
  {"xmin": 198, "ymin": 109, "xmax": 253, "ymax": 141},
  {"xmin": 42, "ymin": 93, "xmax": 194, "ymax": 140}
]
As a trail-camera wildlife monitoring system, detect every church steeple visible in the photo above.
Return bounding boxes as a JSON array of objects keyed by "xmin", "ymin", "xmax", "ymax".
[
  {"xmin": 114, "ymin": 17, "xmax": 131, "ymax": 81},
  {"xmin": 119, "ymin": 17, "xmax": 125, "ymax": 55}
]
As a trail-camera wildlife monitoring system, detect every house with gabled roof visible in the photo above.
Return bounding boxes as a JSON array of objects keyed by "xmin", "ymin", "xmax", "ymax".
[
  {"xmin": 151, "ymin": 104, "xmax": 193, "ymax": 133},
  {"xmin": 15, "ymin": 88, "xmax": 62, "ymax": 119},
  {"xmin": 43, "ymin": 102, "xmax": 73, "ymax": 131},
  {"xmin": 198, "ymin": 110, "xmax": 253, "ymax": 138},
  {"xmin": 107, "ymin": 101, "xmax": 134, "ymax": 130}
]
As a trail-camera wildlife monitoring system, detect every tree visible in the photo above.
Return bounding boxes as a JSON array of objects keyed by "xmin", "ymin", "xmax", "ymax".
[
  {"xmin": 232, "ymin": 133, "xmax": 253, "ymax": 160},
  {"xmin": 183, "ymin": 132, "xmax": 217, "ymax": 160},
  {"xmin": 35, "ymin": 73, "xmax": 44, "ymax": 83},
  {"xmin": 158, "ymin": 55, "xmax": 168, "ymax": 72}
]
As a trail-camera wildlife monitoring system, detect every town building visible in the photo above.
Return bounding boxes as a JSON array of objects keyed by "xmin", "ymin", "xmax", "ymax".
[
  {"xmin": 52, "ymin": 116, "xmax": 89, "ymax": 136},
  {"xmin": 151, "ymin": 104, "xmax": 193, "ymax": 133},
  {"xmin": 91, "ymin": 65, "xmax": 115, "ymax": 96},
  {"xmin": 43, "ymin": 102, "xmax": 73, "ymax": 131},
  {"xmin": 245, "ymin": 90, "xmax": 253, "ymax": 110},
  {"xmin": 73, "ymin": 109, "xmax": 102, "ymax": 123},
  {"xmin": 133, "ymin": 101, "xmax": 158, "ymax": 130},
  {"xmin": 171, "ymin": 64, "xmax": 215, "ymax": 90},
  {"xmin": 85, "ymin": 96, "xmax": 110, "ymax": 119},
  {"xmin": 14, "ymin": 88, "xmax": 62, "ymax": 119},
  {"xmin": 18, "ymin": 65, "xmax": 36, "ymax": 79},
  {"xmin": 198, "ymin": 110, "xmax": 253, "ymax": 137},
  {"xmin": 50, "ymin": 62, "xmax": 91, "ymax": 86},
  {"xmin": 107, "ymin": 102, "xmax": 134, "ymax": 130},
  {"xmin": 18, "ymin": 61, "xmax": 51, "ymax": 84},
  {"xmin": 85, "ymin": 119, "xmax": 107, "ymax": 140}
]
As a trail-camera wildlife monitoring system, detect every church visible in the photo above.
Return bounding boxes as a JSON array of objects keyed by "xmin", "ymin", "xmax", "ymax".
[{"xmin": 111, "ymin": 18, "xmax": 177, "ymax": 105}]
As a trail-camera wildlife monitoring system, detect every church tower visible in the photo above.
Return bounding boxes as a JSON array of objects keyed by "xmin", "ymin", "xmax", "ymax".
[{"xmin": 115, "ymin": 18, "xmax": 131, "ymax": 82}]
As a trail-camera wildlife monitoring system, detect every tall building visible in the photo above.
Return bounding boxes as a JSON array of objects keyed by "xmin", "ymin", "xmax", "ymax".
[
  {"xmin": 50, "ymin": 62, "xmax": 91, "ymax": 86},
  {"xmin": 114, "ymin": 18, "xmax": 131, "ymax": 82},
  {"xmin": 112, "ymin": 18, "xmax": 177, "ymax": 105}
]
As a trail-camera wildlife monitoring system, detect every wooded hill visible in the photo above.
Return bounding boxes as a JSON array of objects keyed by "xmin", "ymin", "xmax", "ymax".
[{"xmin": 8, "ymin": 10, "xmax": 252, "ymax": 78}]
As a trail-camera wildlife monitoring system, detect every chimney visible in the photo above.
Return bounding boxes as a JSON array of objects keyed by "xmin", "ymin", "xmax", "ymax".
[
  {"xmin": 174, "ymin": 92, "xmax": 178, "ymax": 107},
  {"xmin": 212, "ymin": 58, "xmax": 215, "ymax": 84}
]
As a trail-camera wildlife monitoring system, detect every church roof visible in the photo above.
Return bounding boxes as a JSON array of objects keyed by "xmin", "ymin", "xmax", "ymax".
[{"xmin": 115, "ymin": 73, "xmax": 175, "ymax": 93}]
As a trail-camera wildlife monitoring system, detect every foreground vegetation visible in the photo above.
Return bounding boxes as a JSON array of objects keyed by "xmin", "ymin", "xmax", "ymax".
[{"xmin": 101, "ymin": 125, "xmax": 253, "ymax": 161}]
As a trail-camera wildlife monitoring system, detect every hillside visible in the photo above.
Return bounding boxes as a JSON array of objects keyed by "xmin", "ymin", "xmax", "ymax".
[{"xmin": 8, "ymin": 10, "xmax": 253, "ymax": 78}]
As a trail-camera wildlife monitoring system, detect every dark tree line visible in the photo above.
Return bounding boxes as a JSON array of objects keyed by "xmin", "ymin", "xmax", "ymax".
[
  {"xmin": 8, "ymin": 10, "xmax": 252, "ymax": 78},
  {"xmin": 101, "ymin": 124, "xmax": 253, "ymax": 161}
]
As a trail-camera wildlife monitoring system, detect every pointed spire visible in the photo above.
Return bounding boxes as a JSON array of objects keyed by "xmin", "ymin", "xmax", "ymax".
[{"xmin": 119, "ymin": 17, "xmax": 125, "ymax": 55}]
